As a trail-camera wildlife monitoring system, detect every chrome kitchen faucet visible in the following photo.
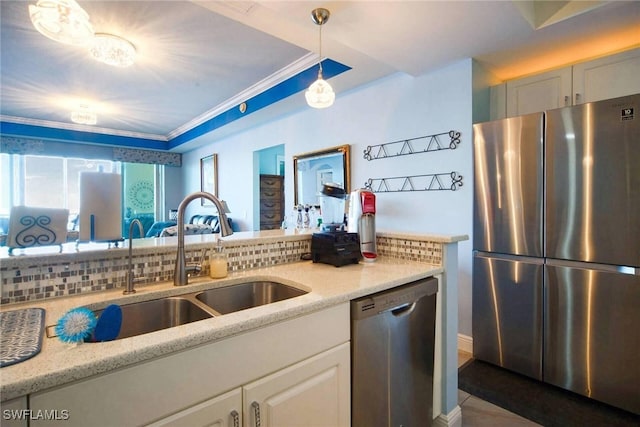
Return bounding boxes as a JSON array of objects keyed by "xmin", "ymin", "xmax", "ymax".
[{"xmin": 174, "ymin": 192, "xmax": 233, "ymax": 286}]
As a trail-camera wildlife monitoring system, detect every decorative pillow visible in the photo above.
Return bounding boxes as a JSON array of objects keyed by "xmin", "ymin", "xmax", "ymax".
[{"xmin": 160, "ymin": 224, "xmax": 212, "ymax": 237}]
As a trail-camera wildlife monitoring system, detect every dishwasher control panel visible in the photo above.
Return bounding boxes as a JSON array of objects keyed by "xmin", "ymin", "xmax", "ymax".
[{"xmin": 352, "ymin": 276, "xmax": 438, "ymax": 317}]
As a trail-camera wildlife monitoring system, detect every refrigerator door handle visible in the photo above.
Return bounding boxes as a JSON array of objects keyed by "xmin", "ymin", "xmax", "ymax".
[
  {"xmin": 474, "ymin": 251, "xmax": 545, "ymax": 265},
  {"xmin": 546, "ymin": 258, "xmax": 639, "ymax": 276}
]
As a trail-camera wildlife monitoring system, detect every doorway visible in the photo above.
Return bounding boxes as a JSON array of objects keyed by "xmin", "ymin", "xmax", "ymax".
[{"xmin": 254, "ymin": 144, "xmax": 285, "ymax": 231}]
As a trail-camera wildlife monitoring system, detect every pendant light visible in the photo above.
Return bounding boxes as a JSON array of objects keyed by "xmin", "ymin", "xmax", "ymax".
[{"xmin": 305, "ymin": 8, "xmax": 335, "ymax": 109}]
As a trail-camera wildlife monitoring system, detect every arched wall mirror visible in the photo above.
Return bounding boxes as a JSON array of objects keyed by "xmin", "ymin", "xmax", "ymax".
[{"xmin": 293, "ymin": 144, "xmax": 351, "ymax": 207}]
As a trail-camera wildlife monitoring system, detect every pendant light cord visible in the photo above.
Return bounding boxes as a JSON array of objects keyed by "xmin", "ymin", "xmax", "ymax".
[{"xmin": 318, "ymin": 23, "xmax": 323, "ymax": 77}]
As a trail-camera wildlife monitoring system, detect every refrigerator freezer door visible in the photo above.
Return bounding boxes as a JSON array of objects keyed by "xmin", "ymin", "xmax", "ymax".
[
  {"xmin": 473, "ymin": 113, "xmax": 544, "ymax": 256},
  {"xmin": 546, "ymin": 93, "xmax": 640, "ymax": 267},
  {"xmin": 472, "ymin": 252, "xmax": 543, "ymax": 380},
  {"xmin": 545, "ymin": 262, "xmax": 640, "ymax": 414}
]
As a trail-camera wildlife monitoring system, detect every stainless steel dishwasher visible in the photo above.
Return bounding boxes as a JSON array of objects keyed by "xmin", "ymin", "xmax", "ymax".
[{"xmin": 351, "ymin": 276, "xmax": 438, "ymax": 427}]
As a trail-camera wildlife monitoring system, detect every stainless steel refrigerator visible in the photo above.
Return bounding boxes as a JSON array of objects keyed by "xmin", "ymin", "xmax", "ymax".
[{"xmin": 472, "ymin": 93, "xmax": 640, "ymax": 414}]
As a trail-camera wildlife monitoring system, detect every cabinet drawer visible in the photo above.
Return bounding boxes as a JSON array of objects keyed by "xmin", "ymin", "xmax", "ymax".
[
  {"xmin": 260, "ymin": 212, "xmax": 282, "ymax": 222},
  {"xmin": 260, "ymin": 222, "xmax": 281, "ymax": 230},
  {"xmin": 260, "ymin": 200, "xmax": 282, "ymax": 211},
  {"xmin": 260, "ymin": 190, "xmax": 281, "ymax": 201},
  {"xmin": 260, "ymin": 176, "xmax": 283, "ymax": 190}
]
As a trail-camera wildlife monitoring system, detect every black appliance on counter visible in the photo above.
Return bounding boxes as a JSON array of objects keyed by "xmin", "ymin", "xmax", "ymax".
[{"xmin": 311, "ymin": 232, "xmax": 360, "ymax": 267}]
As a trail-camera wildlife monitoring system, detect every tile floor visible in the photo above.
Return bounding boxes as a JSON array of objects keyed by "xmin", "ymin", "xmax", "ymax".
[{"xmin": 457, "ymin": 351, "xmax": 541, "ymax": 427}]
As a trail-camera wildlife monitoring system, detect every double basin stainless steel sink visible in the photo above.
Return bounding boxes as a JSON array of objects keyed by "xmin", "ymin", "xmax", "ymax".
[{"xmin": 89, "ymin": 281, "xmax": 308, "ymax": 341}]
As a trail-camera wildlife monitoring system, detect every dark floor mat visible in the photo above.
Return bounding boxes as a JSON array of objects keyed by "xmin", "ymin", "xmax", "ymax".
[{"xmin": 458, "ymin": 359, "xmax": 640, "ymax": 427}]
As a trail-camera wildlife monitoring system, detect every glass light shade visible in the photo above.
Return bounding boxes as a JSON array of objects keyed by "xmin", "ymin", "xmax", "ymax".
[
  {"xmin": 89, "ymin": 33, "xmax": 136, "ymax": 67},
  {"xmin": 70, "ymin": 105, "xmax": 97, "ymax": 125},
  {"xmin": 305, "ymin": 76, "xmax": 335, "ymax": 109},
  {"xmin": 28, "ymin": 0, "xmax": 94, "ymax": 46}
]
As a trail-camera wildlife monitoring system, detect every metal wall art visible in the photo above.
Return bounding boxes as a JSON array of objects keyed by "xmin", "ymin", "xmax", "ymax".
[
  {"xmin": 365, "ymin": 172, "xmax": 463, "ymax": 193},
  {"xmin": 363, "ymin": 130, "xmax": 461, "ymax": 161},
  {"xmin": 363, "ymin": 130, "xmax": 463, "ymax": 193}
]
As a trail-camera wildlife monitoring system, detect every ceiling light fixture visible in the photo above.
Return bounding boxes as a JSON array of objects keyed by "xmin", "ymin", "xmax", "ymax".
[
  {"xmin": 305, "ymin": 8, "xmax": 335, "ymax": 109},
  {"xmin": 28, "ymin": 0, "xmax": 94, "ymax": 46},
  {"xmin": 70, "ymin": 104, "xmax": 97, "ymax": 125},
  {"xmin": 89, "ymin": 33, "xmax": 136, "ymax": 67}
]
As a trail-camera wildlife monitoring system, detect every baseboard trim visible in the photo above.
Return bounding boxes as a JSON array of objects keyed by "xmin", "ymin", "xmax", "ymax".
[
  {"xmin": 434, "ymin": 404, "xmax": 462, "ymax": 427},
  {"xmin": 458, "ymin": 333, "xmax": 473, "ymax": 354}
]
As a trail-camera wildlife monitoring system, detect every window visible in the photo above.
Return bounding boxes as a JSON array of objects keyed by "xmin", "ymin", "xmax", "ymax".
[
  {"xmin": 1, "ymin": 153, "xmax": 163, "ymax": 237},
  {"xmin": 1, "ymin": 154, "xmax": 119, "ymax": 216}
]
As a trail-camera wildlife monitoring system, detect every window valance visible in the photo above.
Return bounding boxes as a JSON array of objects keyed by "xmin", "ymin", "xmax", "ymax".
[{"xmin": 1, "ymin": 136, "xmax": 181, "ymax": 167}]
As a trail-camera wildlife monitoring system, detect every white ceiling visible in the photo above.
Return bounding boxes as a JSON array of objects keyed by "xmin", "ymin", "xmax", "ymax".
[{"xmin": 1, "ymin": 1, "xmax": 639, "ymax": 152}]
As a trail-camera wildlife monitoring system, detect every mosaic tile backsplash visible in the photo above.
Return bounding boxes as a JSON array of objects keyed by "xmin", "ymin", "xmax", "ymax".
[{"xmin": 1, "ymin": 235, "xmax": 443, "ymax": 305}]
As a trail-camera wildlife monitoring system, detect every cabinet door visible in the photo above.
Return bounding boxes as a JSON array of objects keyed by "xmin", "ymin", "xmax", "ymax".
[
  {"xmin": 243, "ymin": 343, "xmax": 350, "ymax": 427},
  {"xmin": 572, "ymin": 48, "xmax": 640, "ymax": 104},
  {"xmin": 506, "ymin": 67, "xmax": 572, "ymax": 116},
  {"xmin": 145, "ymin": 388, "xmax": 242, "ymax": 427},
  {"xmin": 1, "ymin": 397, "xmax": 28, "ymax": 427}
]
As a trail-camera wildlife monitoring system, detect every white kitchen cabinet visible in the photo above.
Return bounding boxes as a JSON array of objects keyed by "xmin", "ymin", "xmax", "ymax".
[
  {"xmin": 148, "ymin": 343, "xmax": 349, "ymax": 427},
  {"xmin": 145, "ymin": 388, "xmax": 242, "ymax": 427},
  {"xmin": 506, "ymin": 67, "xmax": 572, "ymax": 117},
  {"xmin": 244, "ymin": 342, "xmax": 350, "ymax": 427},
  {"xmin": 29, "ymin": 304, "xmax": 350, "ymax": 427},
  {"xmin": 572, "ymin": 48, "xmax": 640, "ymax": 104},
  {"xmin": 504, "ymin": 48, "xmax": 640, "ymax": 117},
  {"xmin": 1, "ymin": 397, "xmax": 28, "ymax": 427}
]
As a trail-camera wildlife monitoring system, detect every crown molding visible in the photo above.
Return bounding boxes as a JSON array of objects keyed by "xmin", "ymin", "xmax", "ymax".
[
  {"xmin": 0, "ymin": 115, "xmax": 167, "ymax": 141},
  {"xmin": 167, "ymin": 52, "xmax": 318, "ymax": 140}
]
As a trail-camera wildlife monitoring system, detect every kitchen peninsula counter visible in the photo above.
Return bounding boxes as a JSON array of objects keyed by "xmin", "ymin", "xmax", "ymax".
[{"xmin": 1, "ymin": 230, "xmax": 466, "ymax": 425}]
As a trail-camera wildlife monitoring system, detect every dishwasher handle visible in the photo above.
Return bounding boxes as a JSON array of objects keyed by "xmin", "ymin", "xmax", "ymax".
[
  {"xmin": 391, "ymin": 302, "xmax": 416, "ymax": 317},
  {"xmin": 351, "ymin": 277, "xmax": 438, "ymax": 320}
]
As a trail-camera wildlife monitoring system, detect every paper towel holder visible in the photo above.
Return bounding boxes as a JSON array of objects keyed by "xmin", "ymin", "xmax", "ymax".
[{"xmin": 77, "ymin": 172, "xmax": 124, "ymax": 248}]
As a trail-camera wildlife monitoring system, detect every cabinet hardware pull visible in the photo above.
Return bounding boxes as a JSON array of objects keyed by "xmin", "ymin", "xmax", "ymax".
[
  {"xmin": 575, "ymin": 93, "xmax": 581, "ymax": 104},
  {"xmin": 564, "ymin": 95, "xmax": 570, "ymax": 106},
  {"xmin": 231, "ymin": 410, "xmax": 240, "ymax": 427},
  {"xmin": 252, "ymin": 401, "xmax": 261, "ymax": 427}
]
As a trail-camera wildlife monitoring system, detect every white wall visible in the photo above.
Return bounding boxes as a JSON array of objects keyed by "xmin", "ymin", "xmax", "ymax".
[{"xmin": 182, "ymin": 59, "xmax": 475, "ymax": 336}]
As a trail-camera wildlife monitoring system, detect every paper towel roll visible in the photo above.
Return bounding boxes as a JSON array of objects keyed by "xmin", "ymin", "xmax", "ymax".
[{"xmin": 79, "ymin": 172, "xmax": 122, "ymax": 242}]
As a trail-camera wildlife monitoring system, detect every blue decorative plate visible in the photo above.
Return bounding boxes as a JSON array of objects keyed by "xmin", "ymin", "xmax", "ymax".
[{"xmin": 0, "ymin": 308, "xmax": 45, "ymax": 368}]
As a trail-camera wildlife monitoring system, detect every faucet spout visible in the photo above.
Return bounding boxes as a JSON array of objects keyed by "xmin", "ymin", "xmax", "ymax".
[
  {"xmin": 124, "ymin": 218, "xmax": 144, "ymax": 295},
  {"xmin": 174, "ymin": 191, "xmax": 233, "ymax": 286}
]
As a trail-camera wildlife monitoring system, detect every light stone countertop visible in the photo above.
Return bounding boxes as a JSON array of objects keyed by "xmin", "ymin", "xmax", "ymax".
[{"xmin": 0, "ymin": 257, "xmax": 442, "ymax": 401}]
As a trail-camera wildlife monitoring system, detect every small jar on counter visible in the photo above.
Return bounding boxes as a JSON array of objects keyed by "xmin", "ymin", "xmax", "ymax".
[{"xmin": 209, "ymin": 240, "xmax": 228, "ymax": 279}]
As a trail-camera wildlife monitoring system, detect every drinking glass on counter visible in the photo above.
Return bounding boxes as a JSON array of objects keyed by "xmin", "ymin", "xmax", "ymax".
[{"xmin": 209, "ymin": 241, "xmax": 228, "ymax": 279}]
